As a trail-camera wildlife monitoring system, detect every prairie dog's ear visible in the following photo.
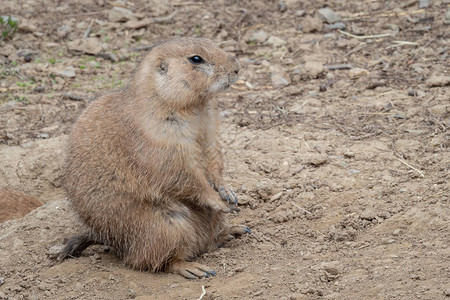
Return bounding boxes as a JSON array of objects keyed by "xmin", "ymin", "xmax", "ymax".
[{"xmin": 157, "ymin": 58, "xmax": 168, "ymax": 75}]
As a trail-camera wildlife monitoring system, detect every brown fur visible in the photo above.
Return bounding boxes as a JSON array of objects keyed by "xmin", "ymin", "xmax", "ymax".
[
  {"xmin": 60, "ymin": 38, "xmax": 249, "ymax": 278},
  {"xmin": 0, "ymin": 188, "xmax": 43, "ymax": 222}
]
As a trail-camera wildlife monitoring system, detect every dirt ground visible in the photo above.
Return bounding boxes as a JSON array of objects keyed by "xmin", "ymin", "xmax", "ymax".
[{"xmin": 1, "ymin": 0, "xmax": 449, "ymax": 299}]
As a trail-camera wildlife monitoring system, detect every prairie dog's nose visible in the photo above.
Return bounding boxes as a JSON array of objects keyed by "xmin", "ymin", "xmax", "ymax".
[{"xmin": 228, "ymin": 55, "xmax": 240, "ymax": 75}]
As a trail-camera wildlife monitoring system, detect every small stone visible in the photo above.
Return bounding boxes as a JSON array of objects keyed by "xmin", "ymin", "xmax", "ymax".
[
  {"xmin": 47, "ymin": 244, "xmax": 65, "ymax": 258},
  {"xmin": 17, "ymin": 49, "xmax": 38, "ymax": 58},
  {"xmin": 38, "ymin": 133, "xmax": 50, "ymax": 139},
  {"xmin": 393, "ymin": 112, "xmax": 406, "ymax": 119},
  {"xmin": 446, "ymin": 9, "xmax": 450, "ymax": 21},
  {"xmin": 426, "ymin": 75, "xmax": 450, "ymax": 87},
  {"xmin": 408, "ymin": 89, "xmax": 416, "ymax": 96},
  {"xmin": 306, "ymin": 153, "xmax": 328, "ymax": 166},
  {"xmin": 57, "ymin": 24, "xmax": 72, "ymax": 38},
  {"xmin": 0, "ymin": 277, "xmax": 4, "ymax": 286},
  {"xmin": 419, "ymin": 0, "xmax": 429, "ymax": 8},
  {"xmin": 18, "ymin": 19, "xmax": 37, "ymax": 32},
  {"xmin": 428, "ymin": 104, "xmax": 448, "ymax": 117},
  {"xmin": 349, "ymin": 169, "xmax": 360, "ymax": 174},
  {"xmin": 34, "ymin": 86, "xmax": 45, "ymax": 93},
  {"xmin": 108, "ymin": 7, "xmax": 136, "ymax": 22},
  {"xmin": 128, "ymin": 289, "xmax": 137, "ymax": 299},
  {"xmin": 343, "ymin": 151, "xmax": 355, "ymax": 158},
  {"xmin": 360, "ymin": 210, "xmax": 376, "ymax": 221},
  {"xmin": 316, "ymin": 7, "xmax": 342, "ymax": 24},
  {"xmin": 44, "ymin": 291, "xmax": 52, "ymax": 297},
  {"xmin": 295, "ymin": 10, "xmax": 306, "ymax": 17},
  {"xmin": 266, "ymin": 36, "xmax": 286, "ymax": 47},
  {"xmin": 324, "ymin": 22, "xmax": 346, "ymax": 30},
  {"xmin": 0, "ymin": 44, "xmax": 15, "ymax": 57},
  {"xmin": 52, "ymin": 66, "xmax": 76, "ymax": 78},
  {"xmin": 270, "ymin": 192, "xmax": 283, "ymax": 202},
  {"xmin": 68, "ymin": 38, "xmax": 103, "ymax": 55},
  {"xmin": 366, "ymin": 79, "xmax": 387, "ymax": 90},
  {"xmin": 256, "ymin": 179, "xmax": 273, "ymax": 201},
  {"xmin": 271, "ymin": 72, "xmax": 290, "ymax": 88},
  {"xmin": 303, "ymin": 61, "xmax": 325, "ymax": 78},
  {"xmin": 393, "ymin": 229, "xmax": 401, "ymax": 235},
  {"xmin": 348, "ymin": 67, "xmax": 370, "ymax": 78},
  {"xmin": 278, "ymin": 1, "xmax": 287, "ymax": 12},
  {"xmin": 247, "ymin": 30, "xmax": 269, "ymax": 43},
  {"xmin": 301, "ymin": 16, "xmax": 323, "ymax": 33}
]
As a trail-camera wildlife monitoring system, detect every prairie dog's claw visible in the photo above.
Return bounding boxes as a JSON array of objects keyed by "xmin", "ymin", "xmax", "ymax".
[{"xmin": 219, "ymin": 186, "xmax": 238, "ymax": 205}]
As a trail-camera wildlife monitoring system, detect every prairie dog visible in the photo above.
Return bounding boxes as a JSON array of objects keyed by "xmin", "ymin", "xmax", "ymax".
[
  {"xmin": 59, "ymin": 38, "xmax": 250, "ymax": 279},
  {"xmin": 0, "ymin": 188, "xmax": 43, "ymax": 222}
]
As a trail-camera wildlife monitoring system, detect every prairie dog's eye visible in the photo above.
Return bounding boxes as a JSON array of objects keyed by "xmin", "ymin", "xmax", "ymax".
[{"xmin": 188, "ymin": 55, "xmax": 205, "ymax": 64}]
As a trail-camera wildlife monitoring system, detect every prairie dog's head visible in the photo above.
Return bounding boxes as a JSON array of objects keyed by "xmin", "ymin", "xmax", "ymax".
[{"xmin": 133, "ymin": 38, "xmax": 240, "ymax": 109}]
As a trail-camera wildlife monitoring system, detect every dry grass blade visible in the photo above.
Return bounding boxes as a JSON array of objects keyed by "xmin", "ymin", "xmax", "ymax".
[
  {"xmin": 394, "ymin": 157, "xmax": 425, "ymax": 178},
  {"xmin": 339, "ymin": 30, "xmax": 392, "ymax": 39}
]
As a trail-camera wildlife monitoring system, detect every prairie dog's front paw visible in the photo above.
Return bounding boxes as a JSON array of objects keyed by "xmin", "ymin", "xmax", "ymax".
[
  {"xmin": 218, "ymin": 185, "xmax": 238, "ymax": 206},
  {"xmin": 212, "ymin": 199, "xmax": 239, "ymax": 213}
]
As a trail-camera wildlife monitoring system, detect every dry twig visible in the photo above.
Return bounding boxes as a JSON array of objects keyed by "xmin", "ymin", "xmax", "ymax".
[
  {"xmin": 393, "ymin": 157, "xmax": 425, "ymax": 178},
  {"xmin": 197, "ymin": 285, "xmax": 207, "ymax": 300}
]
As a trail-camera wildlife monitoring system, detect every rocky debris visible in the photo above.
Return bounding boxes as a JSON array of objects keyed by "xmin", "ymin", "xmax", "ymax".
[
  {"xmin": 47, "ymin": 244, "xmax": 65, "ymax": 259},
  {"xmin": 271, "ymin": 72, "xmax": 290, "ymax": 88},
  {"xmin": 305, "ymin": 153, "xmax": 328, "ymax": 166},
  {"xmin": 68, "ymin": 38, "xmax": 103, "ymax": 55},
  {"xmin": 278, "ymin": 1, "xmax": 287, "ymax": 12},
  {"xmin": 300, "ymin": 16, "xmax": 322, "ymax": 33},
  {"xmin": 419, "ymin": 0, "xmax": 429, "ymax": 8},
  {"xmin": 17, "ymin": 19, "xmax": 36, "ymax": 32},
  {"xmin": 348, "ymin": 68, "xmax": 370, "ymax": 78},
  {"xmin": 295, "ymin": 10, "xmax": 306, "ymax": 17},
  {"xmin": 303, "ymin": 61, "xmax": 325, "ymax": 78},
  {"xmin": 265, "ymin": 36, "xmax": 286, "ymax": 47},
  {"xmin": 428, "ymin": 105, "xmax": 448, "ymax": 117},
  {"xmin": 52, "ymin": 66, "xmax": 76, "ymax": 78},
  {"xmin": 325, "ymin": 22, "xmax": 346, "ymax": 30},
  {"xmin": 124, "ymin": 10, "xmax": 178, "ymax": 29},
  {"xmin": 0, "ymin": 44, "xmax": 16, "ymax": 57},
  {"xmin": 57, "ymin": 24, "xmax": 72, "ymax": 38},
  {"xmin": 17, "ymin": 49, "xmax": 38, "ymax": 62},
  {"xmin": 344, "ymin": 151, "xmax": 355, "ymax": 158},
  {"xmin": 426, "ymin": 75, "xmax": 450, "ymax": 87},
  {"xmin": 256, "ymin": 179, "xmax": 273, "ymax": 201},
  {"xmin": 108, "ymin": 7, "xmax": 136, "ymax": 22},
  {"xmin": 359, "ymin": 210, "xmax": 377, "ymax": 221},
  {"xmin": 316, "ymin": 8, "xmax": 341, "ymax": 24},
  {"xmin": 246, "ymin": 30, "xmax": 269, "ymax": 43}
]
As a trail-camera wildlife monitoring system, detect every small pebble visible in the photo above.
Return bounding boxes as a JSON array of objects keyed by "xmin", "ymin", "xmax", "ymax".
[
  {"xmin": 316, "ymin": 7, "xmax": 342, "ymax": 24},
  {"xmin": 344, "ymin": 151, "xmax": 355, "ymax": 158},
  {"xmin": 407, "ymin": 89, "xmax": 416, "ymax": 96},
  {"xmin": 278, "ymin": 1, "xmax": 287, "ymax": 12},
  {"xmin": 128, "ymin": 289, "xmax": 137, "ymax": 299}
]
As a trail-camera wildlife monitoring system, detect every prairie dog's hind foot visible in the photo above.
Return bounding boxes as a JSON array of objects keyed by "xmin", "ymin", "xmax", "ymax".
[{"xmin": 216, "ymin": 225, "xmax": 251, "ymax": 247}]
